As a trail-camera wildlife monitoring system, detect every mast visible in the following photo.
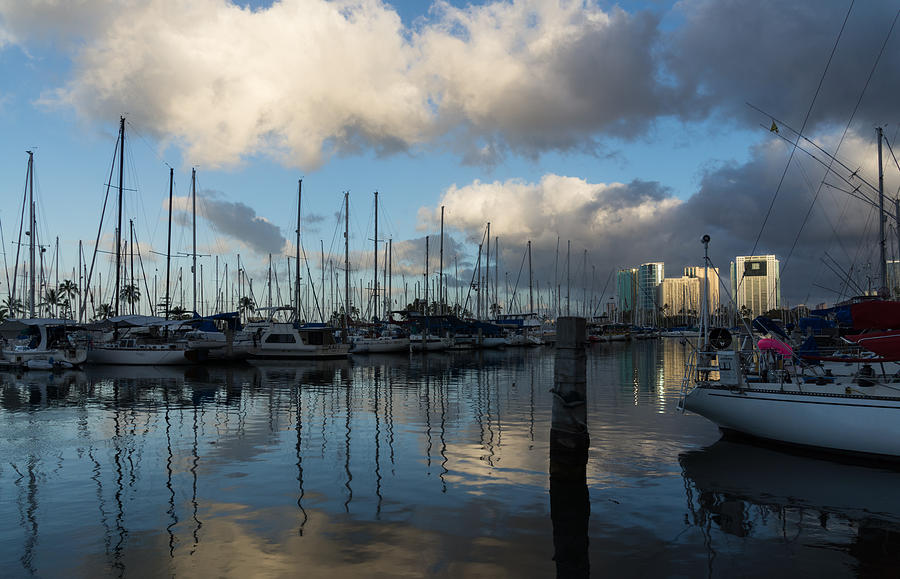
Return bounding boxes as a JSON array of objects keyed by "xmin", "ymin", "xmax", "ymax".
[
  {"xmin": 485, "ymin": 222, "xmax": 490, "ymax": 319},
  {"xmin": 878, "ymin": 126, "xmax": 887, "ymax": 295},
  {"xmin": 494, "ymin": 236, "xmax": 499, "ymax": 318},
  {"xmin": 129, "ymin": 219, "xmax": 135, "ymax": 314},
  {"xmin": 701, "ymin": 234, "xmax": 711, "ymax": 350},
  {"xmin": 425, "ymin": 235, "xmax": 429, "ymax": 310},
  {"xmin": 321, "ymin": 239, "xmax": 326, "ymax": 322},
  {"xmin": 27, "ymin": 150, "xmax": 35, "ymax": 318},
  {"xmin": 191, "ymin": 168, "xmax": 197, "ymax": 314},
  {"xmin": 165, "ymin": 168, "xmax": 173, "ymax": 319},
  {"xmin": 344, "ymin": 192, "xmax": 350, "ymax": 333},
  {"xmin": 388, "ymin": 239, "xmax": 393, "ymax": 318},
  {"xmin": 296, "ymin": 179, "xmax": 302, "ymax": 321},
  {"xmin": 566, "ymin": 239, "xmax": 571, "ymax": 316},
  {"xmin": 78, "ymin": 240, "xmax": 83, "ymax": 322},
  {"xmin": 528, "ymin": 240, "xmax": 533, "ymax": 315},
  {"xmin": 439, "ymin": 206, "xmax": 444, "ymax": 312},
  {"xmin": 115, "ymin": 116, "xmax": 125, "ymax": 317},
  {"xmin": 267, "ymin": 253, "xmax": 273, "ymax": 310},
  {"xmin": 373, "ymin": 191, "xmax": 378, "ymax": 321}
]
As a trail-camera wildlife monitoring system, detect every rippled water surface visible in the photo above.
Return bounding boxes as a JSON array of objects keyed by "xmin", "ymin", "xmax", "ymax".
[{"xmin": 2, "ymin": 340, "xmax": 899, "ymax": 577}]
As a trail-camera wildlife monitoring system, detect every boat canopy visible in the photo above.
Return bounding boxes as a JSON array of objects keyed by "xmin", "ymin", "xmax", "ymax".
[{"xmin": 752, "ymin": 316, "xmax": 788, "ymax": 339}]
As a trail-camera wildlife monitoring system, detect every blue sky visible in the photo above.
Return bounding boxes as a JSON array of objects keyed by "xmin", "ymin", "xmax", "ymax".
[{"xmin": 0, "ymin": 0, "xmax": 898, "ymax": 316}]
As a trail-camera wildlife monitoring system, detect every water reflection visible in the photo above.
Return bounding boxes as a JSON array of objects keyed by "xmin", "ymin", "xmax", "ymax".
[
  {"xmin": 681, "ymin": 440, "xmax": 900, "ymax": 578},
  {"xmin": 0, "ymin": 343, "xmax": 893, "ymax": 577}
]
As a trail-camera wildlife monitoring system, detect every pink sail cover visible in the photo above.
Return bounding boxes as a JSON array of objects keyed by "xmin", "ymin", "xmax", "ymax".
[{"xmin": 757, "ymin": 338, "xmax": 793, "ymax": 357}]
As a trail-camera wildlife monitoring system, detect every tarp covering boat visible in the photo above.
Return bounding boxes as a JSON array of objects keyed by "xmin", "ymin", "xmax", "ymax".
[
  {"xmin": 844, "ymin": 330, "xmax": 900, "ymax": 360},
  {"xmin": 810, "ymin": 300, "xmax": 900, "ymax": 330}
]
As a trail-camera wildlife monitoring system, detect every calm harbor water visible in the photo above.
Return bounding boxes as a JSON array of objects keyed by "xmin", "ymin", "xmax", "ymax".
[{"xmin": 2, "ymin": 340, "xmax": 899, "ymax": 578}]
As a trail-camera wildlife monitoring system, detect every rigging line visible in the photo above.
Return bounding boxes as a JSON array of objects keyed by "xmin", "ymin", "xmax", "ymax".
[
  {"xmin": 750, "ymin": 105, "xmax": 880, "ymax": 198},
  {"xmin": 81, "ymin": 135, "xmax": 121, "ymax": 320},
  {"xmin": 883, "ymin": 137, "xmax": 900, "ymax": 195},
  {"xmin": 132, "ymin": 228, "xmax": 155, "ymax": 315},
  {"xmin": 783, "ymin": 158, "xmax": 849, "ymax": 277},
  {"xmin": 749, "ymin": 0, "xmax": 855, "ymax": 259},
  {"xmin": 761, "ymin": 125, "xmax": 878, "ymax": 207},
  {"xmin": 784, "ymin": 5, "xmax": 900, "ymax": 277},
  {"xmin": 0, "ymin": 216, "xmax": 8, "ymax": 296},
  {"xmin": 508, "ymin": 244, "xmax": 528, "ymax": 315}
]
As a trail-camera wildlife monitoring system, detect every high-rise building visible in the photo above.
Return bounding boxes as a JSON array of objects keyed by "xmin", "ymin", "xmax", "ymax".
[
  {"xmin": 637, "ymin": 262, "xmax": 664, "ymax": 324},
  {"xmin": 660, "ymin": 266, "xmax": 720, "ymax": 322},
  {"xmin": 730, "ymin": 255, "xmax": 780, "ymax": 317},
  {"xmin": 616, "ymin": 268, "xmax": 638, "ymax": 321}
]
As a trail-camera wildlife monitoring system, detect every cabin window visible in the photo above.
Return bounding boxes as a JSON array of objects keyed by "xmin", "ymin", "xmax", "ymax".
[
  {"xmin": 302, "ymin": 331, "xmax": 325, "ymax": 345},
  {"xmin": 265, "ymin": 333, "xmax": 296, "ymax": 344}
]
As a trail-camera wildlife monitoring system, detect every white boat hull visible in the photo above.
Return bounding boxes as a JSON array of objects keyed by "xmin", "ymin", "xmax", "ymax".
[
  {"xmin": 3, "ymin": 347, "xmax": 88, "ymax": 368},
  {"xmin": 248, "ymin": 344, "xmax": 351, "ymax": 360},
  {"xmin": 87, "ymin": 346, "xmax": 198, "ymax": 365},
  {"xmin": 351, "ymin": 337, "xmax": 410, "ymax": 354},
  {"xmin": 684, "ymin": 384, "xmax": 900, "ymax": 457},
  {"xmin": 409, "ymin": 336, "xmax": 452, "ymax": 352}
]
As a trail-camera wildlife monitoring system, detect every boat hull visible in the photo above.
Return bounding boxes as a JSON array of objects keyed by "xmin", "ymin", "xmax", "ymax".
[
  {"xmin": 247, "ymin": 344, "xmax": 351, "ymax": 360},
  {"xmin": 87, "ymin": 346, "xmax": 199, "ymax": 365},
  {"xmin": 350, "ymin": 338, "xmax": 410, "ymax": 354},
  {"xmin": 684, "ymin": 384, "xmax": 900, "ymax": 457}
]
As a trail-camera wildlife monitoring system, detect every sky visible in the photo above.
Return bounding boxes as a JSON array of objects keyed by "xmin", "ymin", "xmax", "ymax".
[{"xmin": 0, "ymin": 0, "xmax": 899, "ymax": 317}]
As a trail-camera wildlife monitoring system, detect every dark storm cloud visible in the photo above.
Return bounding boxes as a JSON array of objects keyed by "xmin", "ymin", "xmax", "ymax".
[{"xmin": 173, "ymin": 191, "xmax": 287, "ymax": 256}]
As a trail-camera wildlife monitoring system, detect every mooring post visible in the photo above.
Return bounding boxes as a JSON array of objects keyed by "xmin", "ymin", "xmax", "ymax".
[{"xmin": 550, "ymin": 316, "xmax": 589, "ymax": 578}]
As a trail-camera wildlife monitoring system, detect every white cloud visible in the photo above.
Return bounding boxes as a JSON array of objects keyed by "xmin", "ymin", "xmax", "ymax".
[
  {"xmin": 421, "ymin": 174, "xmax": 681, "ymax": 248},
  {"xmin": 7, "ymin": 0, "xmax": 670, "ymax": 168}
]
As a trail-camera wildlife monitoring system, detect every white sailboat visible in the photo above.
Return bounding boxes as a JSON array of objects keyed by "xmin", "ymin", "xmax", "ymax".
[{"xmin": 679, "ymin": 232, "xmax": 900, "ymax": 459}]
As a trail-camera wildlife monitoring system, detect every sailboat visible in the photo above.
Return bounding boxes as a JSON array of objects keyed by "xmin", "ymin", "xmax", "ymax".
[
  {"xmin": 679, "ymin": 230, "xmax": 900, "ymax": 459},
  {"xmin": 1, "ymin": 151, "xmax": 87, "ymax": 369},
  {"xmin": 349, "ymin": 191, "xmax": 409, "ymax": 354},
  {"xmin": 237, "ymin": 183, "xmax": 350, "ymax": 361},
  {"xmin": 79, "ymin": 119, "xmax": 210, "ymax": 365}
]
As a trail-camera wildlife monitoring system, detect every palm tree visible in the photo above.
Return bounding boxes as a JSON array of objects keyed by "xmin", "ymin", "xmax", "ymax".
[
  {"xmin": 2, "ymin": 296, "xmax": 24, "ymax": 318},
  {"xmin": 238, "ymin": 296, "xmax": 255, "ymax": 319},
  {"xmin": 94, "ymin": 303, "xmax": 113, "ymax": 321},
  {"xmin": 59, "ymin": 280, "xmax": 78, "ymax": 316},
  {"xmin": 42, "ymin": 288, "xmax": 61, "ymax": 317},
  {"xmin": 119, "ymin": 284, "xmax": 141, "ymax": 314},
  {"xmin": 169, "ymin": 306, "xmax": 187, "ymax": 320}
]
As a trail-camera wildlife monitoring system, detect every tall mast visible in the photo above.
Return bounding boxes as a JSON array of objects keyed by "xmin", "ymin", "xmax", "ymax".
[
  {"xmin": 344, "ymin": 192, "xmax": 350, "ymax": 333},
  {"xmin": 528, "ymin": 240, "xmax": 533, "ymax": 315},
  {"xmin": 296, "ymin": 179, "xmax": 302, "ymax": 321},
  {"xmin": 267, "ymin": 253, "xmax": 273, "ymax": 310},
  {"xmin": 115, "ymin": 116, "xmax": 125, "ymax": 317},
  {"xmin": 566, "ymin": 239, "xmax": 571, "ymax": 316},
  {"xmin": 878, "ymin": 126, "xmax": 887, "ymax": 295},
  {"xmin": 485, "ymin": 222, "xmax": 490, "ymax": 318},
  {"xmin": 78, "ymin": 240, "xmax": 83, "ymax": 322},
  {"xmin": 373, "ymin": 191, "xmax": 378, "ymax": 321},
  {"xmin": 27, "ymin": 150, "xmax": 35, "ymax": 318},
  {"xmin": 129, "ymin": 219, "xmax": 135, "ymax": 314},
  {"xmin": 165, "ymin": 168, "xmax": 173, "ymax": 319},
  {"xmin": 191, "ymin": 168, "xmax": 197, "ymax": 314},
  {"xmin": 494, "ymin": 236, "xmax": 499, "ymax": 317},
  {"xmin": 425, "ymin": 235, "xmax": 429, "ymax": 310},
  {"xmin": 388, "ymin": 239, "xmax": 393, "ymax": 318},
  {"xmin": 321, "ymin": 239, "xmax": 326, "ymax": 322},
  {"xmin": 439, "ymin": 206, "xmax": 444, "ymax": 311}
]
